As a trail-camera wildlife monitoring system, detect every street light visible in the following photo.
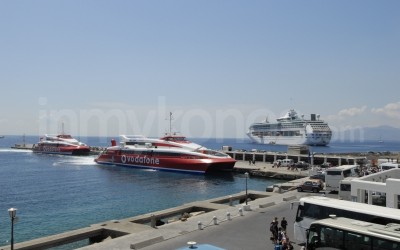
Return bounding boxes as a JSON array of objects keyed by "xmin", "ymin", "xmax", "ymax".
[
  {"xmin": 245, "ymin": 172, "xmax": 249, "ymax": 205},
  {"xmin": 8, "ymin": 208, "xmax": 17, "ymax": 250}
]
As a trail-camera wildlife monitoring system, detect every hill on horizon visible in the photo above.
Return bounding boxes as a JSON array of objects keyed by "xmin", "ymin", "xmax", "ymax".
[{"xmin": 341, "ymin": 125, "xmax": 400, "ymax": 142}]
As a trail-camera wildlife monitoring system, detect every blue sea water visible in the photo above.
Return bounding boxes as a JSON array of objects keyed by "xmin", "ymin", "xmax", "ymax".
[{"xmin": 0, "ymin": 135, "xmax": 399, "ymax": 248}]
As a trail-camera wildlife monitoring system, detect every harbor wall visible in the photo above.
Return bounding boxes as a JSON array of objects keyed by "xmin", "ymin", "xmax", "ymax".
[{"xmin": 225, "ymin": 150, "xmax": 365, "ymax": 166}]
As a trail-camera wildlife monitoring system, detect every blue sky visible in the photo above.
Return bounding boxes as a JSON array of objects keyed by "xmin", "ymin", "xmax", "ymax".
[{"xmin": 1, "ymin": 0, "xmax": 399, "ymax": 138}]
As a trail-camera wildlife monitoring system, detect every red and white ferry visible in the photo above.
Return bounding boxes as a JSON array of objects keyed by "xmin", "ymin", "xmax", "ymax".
[
  {"xmin": 32, "ymin": 134, "xmax": 91, "ymax": 156},
  {"xmin": 94, "ymin": 135, "xmax": 236, "ymax": 174}
]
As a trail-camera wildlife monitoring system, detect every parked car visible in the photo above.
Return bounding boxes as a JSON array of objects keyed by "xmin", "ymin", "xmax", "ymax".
[
  {"xmin": 297, "ymin": 180, "xmax": 323, "ymax": 193},
  {"xmin": 295, "ymin": 161, "xmax": 309, "ymax": 170},
  {"xmin": 320, "ymin": 162, "xmax": 332, "ymax": 168}
]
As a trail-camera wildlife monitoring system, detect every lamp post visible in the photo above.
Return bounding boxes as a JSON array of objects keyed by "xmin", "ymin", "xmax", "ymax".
[
  {"xmin": 245, "ymin": 172, "xmax": 249, "ymax": 205},
  {"xmin": 8, "ymin": 208, "xmax": 17, "ymax": 250}
]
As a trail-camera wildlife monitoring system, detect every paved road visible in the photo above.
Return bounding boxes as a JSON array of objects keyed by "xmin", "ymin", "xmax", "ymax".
[
  {"xmin": 139, "ymin": 193, "xmax": 302, "ymax": 250},
  {"xmin": 78, "ymin": 174, "xmax": 333, "ymax": 250}
]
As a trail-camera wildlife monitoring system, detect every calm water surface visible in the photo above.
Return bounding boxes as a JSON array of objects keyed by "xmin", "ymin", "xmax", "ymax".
[
  {"xmin": 0, "ymin": 136, "xmax": 398, "ymax": 248},
  {"xmin": 0, "ymin": 137, "xmax": 283, "ymax": 247}
]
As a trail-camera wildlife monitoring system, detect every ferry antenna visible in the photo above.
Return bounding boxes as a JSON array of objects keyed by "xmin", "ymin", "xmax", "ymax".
[{"xmin": 166, "ymin": 112, "xmax": 174, "ymax": 135}]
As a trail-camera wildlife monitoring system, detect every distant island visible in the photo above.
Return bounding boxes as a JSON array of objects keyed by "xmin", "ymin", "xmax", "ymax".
[{"xmin": 342, "ymin": 125, "xmax": 400, "ymax": 142}]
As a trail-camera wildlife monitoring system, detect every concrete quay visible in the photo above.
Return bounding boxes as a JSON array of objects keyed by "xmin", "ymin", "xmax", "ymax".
[
  {"xmin": 77, "ymin": 189, "xmax": 313, "ymax": 250},
  {"xmin": 233, "ymin": 160, "xmax": 309, "ymax": 182}
]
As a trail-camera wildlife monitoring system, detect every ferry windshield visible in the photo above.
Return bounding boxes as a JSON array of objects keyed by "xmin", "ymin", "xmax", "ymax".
[{"xmin": 196, "ymin": 149, "xmax": 229, "ymax": 157}]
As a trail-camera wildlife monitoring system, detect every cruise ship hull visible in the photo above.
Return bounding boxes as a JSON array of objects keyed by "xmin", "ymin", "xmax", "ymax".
[{"xmin": 247, "ymin": 133, "xmax": 331, "ymax": 146}]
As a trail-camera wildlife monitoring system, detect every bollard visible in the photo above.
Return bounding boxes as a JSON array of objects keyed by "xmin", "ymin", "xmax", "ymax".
[
  {"xmin": 213, "ymin": 216, "xmax": 218, "ymax": 225},
  {"xmin": 239, "ymin": 207, "xmax": 243, "ymax": 216},
  {"xmin": 150, "ymin": 214, "xmax": 156, "ymax": 228},
  {"xmin": 229, "ymin": 195, "xmax": 233, "ymax": 206},
  {"xmin": 227, "ymin": 212, "xmax": 231, "ymax": 221},
  {"xmin": 198, "ymin": 221, "xmax": 203, "ymax": 230}
]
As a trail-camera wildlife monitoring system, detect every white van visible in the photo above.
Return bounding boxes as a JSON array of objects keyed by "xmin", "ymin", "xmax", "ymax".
[
  {"xmin": 281, "ymin": 159, "xmax": 294, "ymax": 167},
  {"xmin": 380, "ymin": 162, "xmax": 400, "ymax": 171}
]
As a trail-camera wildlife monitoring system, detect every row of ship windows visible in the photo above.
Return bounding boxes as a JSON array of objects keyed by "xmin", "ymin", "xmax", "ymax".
[
  {"xmin": 253, "ymin": 125, "xmax": 303, "ymax": 129},
  {"xmin": 252, "ymin": 132, "xmax": 331, "ymax": 137},
  {"xmin": 254, "ymin": 123, "xmax": 330, "ymax": 130},
  {"xmin": 252, "ymin": 131, "xmax": 301, "ymax": 136},
  {"xmin": 107, "ymin": 150, "xmax": 197, "ymax": 158}
]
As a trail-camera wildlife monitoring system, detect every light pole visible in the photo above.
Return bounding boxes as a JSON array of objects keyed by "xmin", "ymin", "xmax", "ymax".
[
  {"xmin": 245, "ymin": 172, "xmax": 249, "ymax": 205},
  {"xmin": 8, "ymin": 208, "xmax": 17, "ymax": 250}
]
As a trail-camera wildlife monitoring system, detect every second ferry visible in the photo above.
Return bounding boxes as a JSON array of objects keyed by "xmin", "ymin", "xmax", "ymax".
[{"xmin": 247, "ymin": 109, "xmax": 332, "ymax": 146}]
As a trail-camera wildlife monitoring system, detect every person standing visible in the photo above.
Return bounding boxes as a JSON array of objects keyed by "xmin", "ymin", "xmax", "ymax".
[
  {"xmin": 270, "ymin": 217, "xmax": 279, "ymax": 243},
  {"xmin": 281, "ymin": 217, "xmax": 288, "ymax": 232}
]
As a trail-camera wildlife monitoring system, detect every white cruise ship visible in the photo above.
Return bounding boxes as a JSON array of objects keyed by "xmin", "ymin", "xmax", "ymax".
[{"xmin": 247, "ymin": 109, "xmax": 332, "ymax": 146}]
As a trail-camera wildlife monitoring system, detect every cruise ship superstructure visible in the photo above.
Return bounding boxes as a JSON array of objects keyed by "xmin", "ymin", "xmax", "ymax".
[{"xmin": 247, "ymin": 109, "xmax": 332, "ymax": 146}]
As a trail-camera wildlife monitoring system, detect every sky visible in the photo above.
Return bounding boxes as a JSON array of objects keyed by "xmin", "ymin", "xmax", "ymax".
[{"xmin": 1, "ymin": 0, "xmax": 399, "ymax": 139}]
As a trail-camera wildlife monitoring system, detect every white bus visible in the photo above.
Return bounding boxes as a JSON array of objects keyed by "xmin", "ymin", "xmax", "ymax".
[
  {"xmin": 380, "ymin": 162, "xmax": 400, "ymax": 171},
  {"xmin": 338, "ymin": 177, "xmax": 357, "ymax": 201},
  {"xmin": 325, "ymin": 165, "xmax": 359, "ymax": 193},
  {"xmin": 293, "ymin": 196, "xmax": 400, "ymax": 243},
  {"xmin": 306, "ymin": 217, "xmax": 400, "ymax": 250}
]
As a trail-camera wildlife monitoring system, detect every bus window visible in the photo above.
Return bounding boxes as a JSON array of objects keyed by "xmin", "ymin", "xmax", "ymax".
[
  {"xmin": 340, "ymin": 183, "xmax": 351, "ymax": 191},
  {"xmin": 327, "ymin": 171, "xmax": 341, "ymax": 176},
  {"xmin": 296, "ymin": 204, "xmax": 304, "ymax": 222},
  {"xmin": 343, "ymin": 169, "xmax": 352, "ymax": 177}
]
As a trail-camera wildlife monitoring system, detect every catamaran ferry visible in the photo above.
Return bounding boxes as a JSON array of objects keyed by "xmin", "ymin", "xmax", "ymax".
[
  {"xmin": 94, "ymin": 135, "xmax": 236, "ymax": 174},
  {"xmin": 247, "ymin": 109, "xmax": 332, "ymax": 146}
]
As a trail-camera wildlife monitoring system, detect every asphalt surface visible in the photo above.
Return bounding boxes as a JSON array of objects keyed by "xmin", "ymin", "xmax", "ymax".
[
  {"xmin": 78, "ymin": 176, "xmax": 330, "ymax": 250},
  {"xmin": 139, "ymin": 198, "xmax": 299, "ymax": 250}
]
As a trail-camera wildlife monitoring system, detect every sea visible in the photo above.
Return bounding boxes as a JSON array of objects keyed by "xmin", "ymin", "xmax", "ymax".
[{"xmin": 0, "ymin": 135, "xmax": 399, "ymax": 249}]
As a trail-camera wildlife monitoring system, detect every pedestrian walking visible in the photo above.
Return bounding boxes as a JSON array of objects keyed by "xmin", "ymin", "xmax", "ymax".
[
  {"xmin": 269, "ymin": 217, "xmax": 279, "ymax": 243},
  {"xmin": 280, "ymin": 217, "xmax": 288, "ymax": 231}
]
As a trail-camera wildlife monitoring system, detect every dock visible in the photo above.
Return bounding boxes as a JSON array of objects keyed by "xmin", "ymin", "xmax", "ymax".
[
  {"xmin": 233, "ymin": 160, "xmax": 309, "ymax": 181},
  {"xmin": 226, "ymin": 149, "xmax": 365, "ymax": 167}
]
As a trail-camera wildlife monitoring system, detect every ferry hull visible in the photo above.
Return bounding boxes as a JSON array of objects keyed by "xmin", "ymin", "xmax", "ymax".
[{"xmin": 95, "ymin": 155, "xmax": 236, "ymax": 174}]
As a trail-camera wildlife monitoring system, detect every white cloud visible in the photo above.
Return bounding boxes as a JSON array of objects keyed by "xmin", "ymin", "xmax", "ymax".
[
  {"xmin": 338, "ymin": 106, "xmax": 367, "ymax": 117},
  {"xmin": 327, "ymin": 106, "xmax": 367, "ymax": 121},
  {"xmin": 371, "ymin": 102, "xmax": 400, "ymax": 118}
]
